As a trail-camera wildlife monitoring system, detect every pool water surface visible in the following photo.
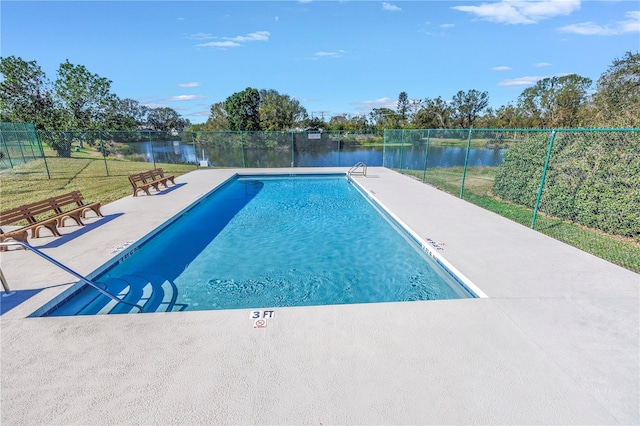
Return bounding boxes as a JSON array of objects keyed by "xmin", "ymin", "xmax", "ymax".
[{"xmin": 39, "ymin": 174, "xmax": 477, "ymax": 316}]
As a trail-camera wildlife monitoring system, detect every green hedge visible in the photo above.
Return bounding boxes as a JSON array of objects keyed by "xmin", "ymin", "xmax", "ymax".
[{"xmin": 494, "ymin": 131, "xmax": 640, "ymax": 240}]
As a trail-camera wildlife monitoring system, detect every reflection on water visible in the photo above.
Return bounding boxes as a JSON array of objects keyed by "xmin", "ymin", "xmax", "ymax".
[
  {"xmin": 384, "ymin": 145, "xmax": 506, "ymax": 168},
  {"xmin": 129, "ymin": 140, "xmax": 505, "ymax": 168}
]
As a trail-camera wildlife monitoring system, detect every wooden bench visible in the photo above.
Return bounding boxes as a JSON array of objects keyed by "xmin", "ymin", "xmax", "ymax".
[
  {"xmin": 128, "ymin": 168, "xmax": 176, "ymax": 197},
  {"xmin": 48, "ymin": 191, "xmax": 103, "ymax": 227},
  {"xmin": 0, "ymin": 191, "xmax": 103, "ymax": 249},
  {"xmin": 151, "ymin": 168, "xmax": 175, "ymax": 187}
]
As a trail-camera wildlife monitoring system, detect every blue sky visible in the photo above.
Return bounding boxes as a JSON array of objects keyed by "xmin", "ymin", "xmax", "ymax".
[{"xmin": 2, "ymin": 1, "xmax": 639, "ymax": 124}]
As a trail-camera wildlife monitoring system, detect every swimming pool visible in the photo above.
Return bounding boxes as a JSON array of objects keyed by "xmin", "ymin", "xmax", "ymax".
[{"xmin": 35, "ymin": 174, "xmax": 483, "ymax": 316}]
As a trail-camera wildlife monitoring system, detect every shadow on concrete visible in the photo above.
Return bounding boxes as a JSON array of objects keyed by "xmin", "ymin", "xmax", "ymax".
[
  {"xmin": 148, "ymin": 182, "xmax": 187, "ymax": 196},
  {"xmin": 37, "ymin": 213, "xmax": 124, "ymax": 249},
  {"xmin": 0, "ymin": 281, "xmax": 76, "ymax": 315},
  {"xmin": 1, "ymin": 289, "xmax": 41, "ymax": 314}
]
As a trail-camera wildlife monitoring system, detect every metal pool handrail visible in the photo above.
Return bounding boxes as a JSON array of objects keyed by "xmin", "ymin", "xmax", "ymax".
[
  {"xmin": 0, "ymin": 241, "xmax": 144, "ymax": 313},
  {"xmin": 348, "ymin": 162, "xmax": 367, "ymax": 178}
]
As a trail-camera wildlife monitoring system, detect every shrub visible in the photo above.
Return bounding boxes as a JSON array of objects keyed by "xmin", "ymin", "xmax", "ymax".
[{"xmin": 494, "ymin": 131, "xmax": 640, "ymax": 240}]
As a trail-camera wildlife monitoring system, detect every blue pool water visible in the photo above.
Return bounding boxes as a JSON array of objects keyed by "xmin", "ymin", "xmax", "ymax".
[{"xmin": 39, "ymin": 174, "xmax": 475, "ymax": 316}]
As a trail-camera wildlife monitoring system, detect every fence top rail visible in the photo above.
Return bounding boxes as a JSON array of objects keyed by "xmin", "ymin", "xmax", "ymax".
[
  {"xmin": 2, "ymin": 128, "xmax": 638, "ymax": 138},
  {"xmin": 385, "ymin": 128, "xmax": 639, "ymax": 133}
]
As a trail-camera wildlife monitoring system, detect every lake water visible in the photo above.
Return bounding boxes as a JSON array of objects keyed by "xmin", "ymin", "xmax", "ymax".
[{"xmin": 130, "ymin": 141, "xmax": 506, "ymax": 169}]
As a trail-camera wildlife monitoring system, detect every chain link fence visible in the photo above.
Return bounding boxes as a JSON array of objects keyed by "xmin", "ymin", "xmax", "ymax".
[
  {"xmin": 0, "ymin": 122, "xmax": 45, "ymax": 171},
  {"xmin": 1, "ymin": 126, "xmax": 638, "ymax": 270},
  {"xmin": 1, "ymin": 129, "xmax": 384, "ymax": 174},
  {"xmin": 383, "ymin": 128, "xmax": 639, "ymax": 270}
]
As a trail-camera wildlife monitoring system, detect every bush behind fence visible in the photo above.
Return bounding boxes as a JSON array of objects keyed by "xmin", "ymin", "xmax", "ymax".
[{"xmin": 384, "ymin": 128, "xmax": 639, "ymax": 242}]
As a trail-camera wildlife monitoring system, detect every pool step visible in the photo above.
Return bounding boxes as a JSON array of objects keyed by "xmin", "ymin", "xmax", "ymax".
[{"xmin": 45, "ymin": 272, "xmax": 179, "ymax": 316}]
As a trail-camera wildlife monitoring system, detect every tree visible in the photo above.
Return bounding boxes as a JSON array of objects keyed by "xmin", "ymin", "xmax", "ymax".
[
  {"xmin": 54, "ymin": 60, "xmax": 115, "ymax": 129},
  {"xmin": 517, "ymin": 74, "xmax": 592, "ymax": 128},
  {"xmin": 412, "ymin": 97, "xmax": 452, "ymax": 128},
  {"xmin": 101, "ymin": 97, "xmax": 137, "ymax": 130},
  {"xmin": 347, "ymin": 115, "xmax": 370, "ymax": 130},
  {"xmin": 369, "ymin": 108, "xmax": 399, "ymax": 129},
  {"xmin": 300, "ymin": 116, "xmax": 326, "ymax": 130},
  {"xmin": 259, "ymin": 89, "xmax": 307, "ymax": 130},
  {"xmin": 396, "ymin": 91, "xmax": 410, "ymax": 126},
  {"xmin": 116, "ymin": 98, "xmax": 149, "ymax": 128},
  {"xmin": 0, "ymin": 56, "xmax": 58, "ymax": 129},
  {"xmin": 100, "ymin": 97, "xmax": 152, "ymax": 130},
  {"xmin": 495, "ymin": 104, "xmax": 525, "ymax": 128},
  {"xmin": 203, "ymin": 102, "xmax": 228, "ymax": 130},
  {"xmin": 225, "ymin": 87, "xmax": 261, "ymax": 131},
  {"xmin": 475, "ymin": 104, "xmax": 525, "ymax": 128},
  {"xmin": 147, "ymin": 107, "xmax": 189, "ymax": 132},
  {"xmin": 590, "ymin": 51, "xmax": 640, "ymax": 127},
  {"xmin": 450, "ymin": 89, "xmax": 489, "ymax": 128},
  {"xmin": 327, "ymin": 115, "xmax": 349, "ymax": 131}
]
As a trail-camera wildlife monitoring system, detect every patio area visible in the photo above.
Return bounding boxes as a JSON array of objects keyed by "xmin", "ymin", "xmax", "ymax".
[{"xmin": 1, "ymin": 167, "xmax": 638, "ymax": 425}]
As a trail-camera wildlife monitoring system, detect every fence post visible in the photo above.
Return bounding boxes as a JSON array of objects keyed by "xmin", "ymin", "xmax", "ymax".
[
  {"xmin": 459, "ymin": 128, "xmax": 473, "ymax": 198},
  {"xmin": 531, "ymin": 129, "xmax": 557, "ymax": 229},
  {"xmin": 0, "ymin": 130, "xmax": 14, "ymax": 169},
  {"xmin": 382, "ymin": 130, "xmax": 387, "ymax": 167},
  {"xmin": 17, "ymin": 131, "xmax": 27, "ymax": 163},
  {"xmin": 337, "ymin": 130, "xmax": 341, "ymax": 167},
  {"xmin": 27, "ymin": 130, "xmax": 38, "ymax": 159},
  {"xmin": 241, "ymin": 131, "xmax": 246, "ymax": 168},
  {"xmin": 191, "ymin": 132, "xmax": 199, "ymax": 169},
  {"xmin": 99, "ymin": 131, "xmax": 109, "ymax": 176},
  {"xmin": 148, "ymin": 130, "xmax": 156, "ymax": 169},
  {"xmin": 422, "ymin": 129, "xmax": 431, "ymax": 183},
  {"xmin": 399, "ymin": 129, "xmax": 405, "ymax": 172},
  {"xmin": 35, "ymin": 130, "xmax": 51, "ymax": 179},
  {"xmin": 291, "ymin": 131, "xmax": 295, "ymax": 167}
]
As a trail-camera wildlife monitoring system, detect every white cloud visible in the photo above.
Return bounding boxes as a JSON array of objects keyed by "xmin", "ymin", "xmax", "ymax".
[
  {"xmin": 141, "ymin": 102, "xmax": 166, "ymax": 109},
  {"xmin": 350, "ymin": 97, "xmax": 396, "ymax": 111},
  {"xmin": 194, "ymin": 30, "xmax": 270, "ymax": 49},
  {"xmin": 491, "ymin": 65, "xmax": 511, "ymax": 71},
  {"xmin": 558, "ymin": 10, "xmax": 640, "ymax": 35},
  {"xmin": 498, "ymin": 76, "xmax": 546, "ymax": 86},
  {"xmin": 187, "ymin": 32, "xmax": 216, "ymax": 40},
  {"xmin": 440, "ymin": 23, "xmax": 455, "ymax": 28},
  {"xmin": 178, "ymin": 82, "xmax": 200, "ymax": 88},
  {"xmin": 453, "ymin": 0, "xmax": 581, "ymax": 25},
  {"xmin": 533, "ymin": 62, "xmax": 552, "ymax": 67},
  {"xmin": 623, "ymin": 11, "xmax": 640, "ymax": 32},
  {"xmin": 196, "ymin": 41, "xmax": 241, "ymax": 48},
  {"xmin": 382, "ymin": 2, "xmax": 401, "ymax": 12},
  {"xmin": 227, "ymin": 31, "xmax": 270, "ymax": 42},
  {"xmin": 314, "ymin": 50, "xmax": 346, "ymax": 59},
  {"xmin": 164, "ymin": 95, "xmax": 206, "ymax": 101}
]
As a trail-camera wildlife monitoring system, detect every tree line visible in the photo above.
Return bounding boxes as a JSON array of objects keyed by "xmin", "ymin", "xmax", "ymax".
[
  {"xmin": 0, "ymin": 56, "xmax": 190, "ymax": 133},
  {"xmin": 1, "ymin": 52, "xmax": 638, "ymax": 137}
]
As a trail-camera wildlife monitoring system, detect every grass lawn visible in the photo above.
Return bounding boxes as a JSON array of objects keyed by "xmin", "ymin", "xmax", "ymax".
[
  {"xmin": 0, "ymin": 148, "xmax": 196, "ymax": 212},
  {"xmin": 398, "ymin": 167, "xmax": 640, "ymax": 273}
]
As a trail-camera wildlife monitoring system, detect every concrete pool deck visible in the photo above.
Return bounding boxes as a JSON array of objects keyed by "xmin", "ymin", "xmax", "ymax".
[{"xmin": 1, "ymin": 167, "xmax": 638, "ymax": 425}]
